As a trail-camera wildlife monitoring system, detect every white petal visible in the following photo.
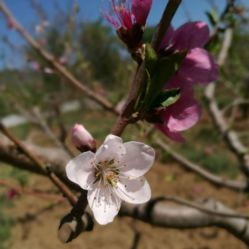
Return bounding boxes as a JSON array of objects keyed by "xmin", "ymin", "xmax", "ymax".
[
  {"xmin": 65, "ymin": 151, "xmax": 95, "ymax": 190},
  {"xmin": 115, "ymin": 177, "xmax": 151, "ymax": 204},
  {"xmin": 88, "ymin": 186, "xmax": 121, "ymax": 225},
  {"xmin": 121, "ymin": 142, "xmax": 155, "ymax": 178},
  {"xmin": 95, "ymin": 134, "xmax": 125, "ymax": 163}
]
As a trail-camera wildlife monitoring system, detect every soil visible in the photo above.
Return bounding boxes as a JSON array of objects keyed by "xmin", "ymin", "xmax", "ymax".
[{"xmin": 6, "ymin": 161, "xmax": 249, "ymax": 249}]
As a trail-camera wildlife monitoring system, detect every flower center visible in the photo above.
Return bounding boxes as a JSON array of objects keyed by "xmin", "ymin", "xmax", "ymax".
[{"xmin": 94, "ymin": 159, "xmax": 119, "ymax": 187}]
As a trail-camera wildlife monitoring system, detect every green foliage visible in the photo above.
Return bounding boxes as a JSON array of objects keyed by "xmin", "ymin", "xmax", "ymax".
[
  {"xmin": 205, "ymin": 8, "xmax": 219, "ymax": 27},
  {"xmin": 138, "ymin": 46, "xmax": 186, "ymax": 112},
  {"xmin": 79, "ymin": 20, "xmax": 131, "ymax": 89},
  {"xmin": 143, "ymin": 26, "xmax": 155, "ymax": 43},
  {"xmin": 180, "ymin": 146, "xmax": 238, "ymax": 178},
  {"xmin": 152, "ymin": 88, "xmax": 180, "ymax": 108}
]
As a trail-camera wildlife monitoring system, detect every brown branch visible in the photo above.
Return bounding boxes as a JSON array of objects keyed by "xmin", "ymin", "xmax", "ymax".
[
  {"xmin": 120, "ymin": 198, "xmax": 249, "ymax": 246},
  {"xmin": 2, "ymin": 139, "xmax": 249, "ymax": 244},
  {"xmin": 155, "ymin": 137, "xmax": 248, "ymax": 192},
  {"xmin": 0, "ymin": 179, "xmax": 65, "ymax": 201},
  {"xmin": 112, "ymin": 0, "xmax": 182, "ymax": 136},
  {"xmin": 0, "ymin": 1, "xmax": 118, "ymax": 116},
  {"xmin": 0, "ymin": 123, "xmax": 77, "ymax": 206},
  {"xmin": 204, "ymin": 27, "xmax": 249, "ymax": 177},
  {"xmin": 152, "ymin": 0, "xmax": 182, "ymax": 50}
]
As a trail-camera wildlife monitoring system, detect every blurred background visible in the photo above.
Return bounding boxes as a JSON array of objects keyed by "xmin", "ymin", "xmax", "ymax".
[{"xmin": 0, "ymin": 0, "xmax": 249, "ymax": 248}]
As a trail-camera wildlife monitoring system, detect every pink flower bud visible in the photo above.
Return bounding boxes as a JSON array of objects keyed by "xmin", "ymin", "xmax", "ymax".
[
  {"xmin": 71, "ymin": 124, "xmax": 96, "ymax": 152},
  {"xmin": 6, "ymin": 188, "xmax": 19, "ymax": 200}
]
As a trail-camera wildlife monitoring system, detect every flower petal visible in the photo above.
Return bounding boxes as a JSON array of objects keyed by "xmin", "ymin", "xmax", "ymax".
[
  {"xmin": 172, "ymin": 21, "xmax": 210, "ymax": 50},
  {"xmin": 156, "ymin": 80, "xmax": 202, "ymax": 142},
  {"xmin": 159, "ymin": 25, "xmax": 175, "ymax": 51},
  {"xmin": 65, "ymin": 151, "xmax": 95, "ymax": 190},
  {"xmin": 88, "ymin": 186, "xmax": 121, "ymax": 225},
  {"xmin": 178, "ymin": 48, "xmax": 219, "ymax": 84},
  {"xmin": 166, "ymin": 96, "xmax": 202, "ymax": 132},
  {"xmin": 121, "ymin": 141, "xmax": 155, "ymax": 178},
  {"xmin": 132, "ymin": 0, "xmax": 152, "ymax": 26},
  {"xmin": 115, "ymin": 177, "xmax": 151, "ymax": 204},
  {"xmin": 155, "ymin": 124, "xmax": 185, "ymax": 142},
  {"xmin": 95, "ymin": 134, "xmax": 125, "ymax": 163}
]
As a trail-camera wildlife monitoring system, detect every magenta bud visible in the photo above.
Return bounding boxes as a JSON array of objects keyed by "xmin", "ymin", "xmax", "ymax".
[
  {"xmin": 6, "ymin": 188, "xmax": 19, "ymax": 200},
  {"xmin": 71, "ymin": 124, "xmax": 96, "ymax": 152}
]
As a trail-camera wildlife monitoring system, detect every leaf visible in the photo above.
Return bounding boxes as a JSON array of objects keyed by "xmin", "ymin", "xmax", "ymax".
[
  {"xmin": 159, "ymin": 88, "xmax": 180, "ymax": 107},
  {"xmin": 144, "ymin": 43, "xmax": 158, "ymax": 73},
  {"xmin": 142, "ymin": 51, "xmax": 186, "ymax": 110},
  {"xmin": 151, "ymin": 88, "xmax": 180, "ymax": 108},
  {"xmin": 205, "ymin": 9, "xmax": 219, "ymax": 27}
]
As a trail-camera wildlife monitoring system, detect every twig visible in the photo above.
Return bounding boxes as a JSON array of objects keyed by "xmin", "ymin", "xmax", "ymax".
[
  {"xmin": 0, "ymin": 122, "xmax": 77, "ymax": 206},
  {"xmin": 155, "ymin": 137, "xmax": 248, "ymax": 192},
  {"xmin": 31, "ymin": 107, "xmax": 74, "ymax": 157},
  {"xmin": 152, "ymin": 0, "xmax": 182, "ymax": 50},
  {"xmin": 222, "ymin": 99, "xmax": 249, "ymax": 114},
  {"xmin": 2, "ymin": 139, "xmax": 249, "ymax": 244},
  {"xmin": 120, "ymin": 198, "xmax": 249, "ymax": 245},
  {"xmin": 159, "ymin": 195, "xmax": 249, "ymax": 219},
  {"xmin": 204, "ymin": 27, "xmax": 249, "ymax": 177},
  {"xmin": 0, "ymin": 1, "xmax": 118, "ymax": 116},
  {"xmin": 130, "ymin": 230, "xmax": 141, "ymax": 249},
  {"xmin": 0, "ymin": 179, "xmax": 65, "ymax": 201},
  {"xmin": 112, "ymin": 0, "xmax": 182, "ymax": 136}
]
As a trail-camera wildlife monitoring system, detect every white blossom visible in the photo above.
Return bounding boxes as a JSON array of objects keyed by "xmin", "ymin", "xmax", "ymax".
[{"xmin": 66, "ymin": 134, "xmax": 155, "ymax": 225}]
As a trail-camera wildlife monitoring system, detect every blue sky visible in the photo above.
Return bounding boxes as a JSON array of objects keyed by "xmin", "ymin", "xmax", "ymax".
[{"xmin": 0, "ymin": 0, "xmax": 248, "ymax": 69}]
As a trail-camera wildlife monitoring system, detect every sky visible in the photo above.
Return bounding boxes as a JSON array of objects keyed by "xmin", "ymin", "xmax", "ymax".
[{"xmin": 0, "ymin": 0, "xmax": 248, "ymax": 69}]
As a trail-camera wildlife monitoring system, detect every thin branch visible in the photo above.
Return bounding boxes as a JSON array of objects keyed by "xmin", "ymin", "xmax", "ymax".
[
  {"xmin": 0, "ymin": 123, "xmax": 77, "ymax": 206},
  {"xmin": 0, "ymin": 0, "xmax": 118, "ymax": 115},
  {"xmin": 120, "ymin": 198, "xmax": 249, "ymax": 246},
  {"xmin": 31, "ymin": 107, "xmax": 74, "ymax": 157},
  {"xmin": 2, "ymin": 139, "xmax": 249, "ymax": 244},
  {"xmin": 155, "ymin": 137, "xmax": 248, "ymax": 192},
  {"xmin": 0, "ymin": 179, "xmax": 65, "ymax": 201},
  {"xmin": 222, "ymin": 99, "xmax": 249, "ymax": 114},
  {"xmin": 152, "ymin": 0, "xmax": 182, "ymax": 50},
  {"xmin": 112, "ymin": 0, "xmax": 182, "ymax": 136},
  {"xmin": 204, "ymin": 27, "xmax": 249, "ymax": 177}
]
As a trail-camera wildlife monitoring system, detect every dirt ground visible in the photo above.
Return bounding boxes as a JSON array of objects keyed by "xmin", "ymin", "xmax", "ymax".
[{"xmin": 6, "ymin": 161, "xmax": 249, "ymax": 249}]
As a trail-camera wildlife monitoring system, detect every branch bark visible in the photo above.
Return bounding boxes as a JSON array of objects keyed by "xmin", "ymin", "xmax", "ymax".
[
  {"xmin": 204, "ymin": 27, "xmax": 249, "ymax": 177},
  {"xmin": 155, "ymin": 137, "xmax": 248, "ymax": 192},
  {"xmin": 0, "ymin": 1, "xmax": 118, "ymax": 115},
  {"xmin": 120, "ymin": 198, "xmax": 249, "ymax": 245}
]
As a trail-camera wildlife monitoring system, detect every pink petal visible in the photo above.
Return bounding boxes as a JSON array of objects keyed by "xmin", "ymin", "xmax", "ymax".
[
  {"xmin": 66, "ymin": 151, "xmax": 95, "ymax": 190},
  {"xmin": 155, "ymin": 124, "xmax": 185, "ymax": 142},
  {"xmin": 88, "ymin": 187, "xmax": 121, "ymax": 225},
  {"xmin": 157, "ymin": 79, "xmax": 202, "ymax": 142},
  {"xmin": 115, "ymin": 177, "xmax": 151, "ymax": 204},
  {"xmin": 178, "ymin": 48, "xmax": 219, "ymax": 84},
  {"xmin": 166, "ymin": 97, "xmax": 202, "ymax": 132},
  {"xmin": 104, "ymin": 14, "xmax": 119, "ymax": 28},
  {"xmin": 117, "ymin": 7, "xmax": 133, "ymax": 30},
  {"xmin": 172, "ymin": 22, "xmax": 210, "ymax": 50},
  {"xmin": 159, "ymin": 25, "xmax": 175, "ymax": 51},
  {"xmin": 121, "ymin": 141, "xmax": 155, "ymax": 178},
  {"xmin": 95, "ymin": 134, "xmax": 125, "ymax": 163},
  {"xmin": 132, "ymin": 0, "xmax": 152, "ymax": 26}
]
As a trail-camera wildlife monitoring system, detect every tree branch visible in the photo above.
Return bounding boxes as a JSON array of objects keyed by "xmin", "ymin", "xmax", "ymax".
[
  {"xmin": 0, "ymin": 0, "xmax": 118, "ymax": 115},
  {"xmin": 155, "ymin": 137, "xmax": 248, "ymax": 192},
  {"xmin": 204, "ymin": 27, "xmax": 249, "ymax": 177},
  {"xmin": 0, "ymin": 123, "xmax": 77, "ymax": 205},
  {"xmin": 120, "ymin": 198, "xmax": 249, "ymax": 246},
  {"xmin": 2, "ymin": 140, "xmax": 249, "ymax": 244}
]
